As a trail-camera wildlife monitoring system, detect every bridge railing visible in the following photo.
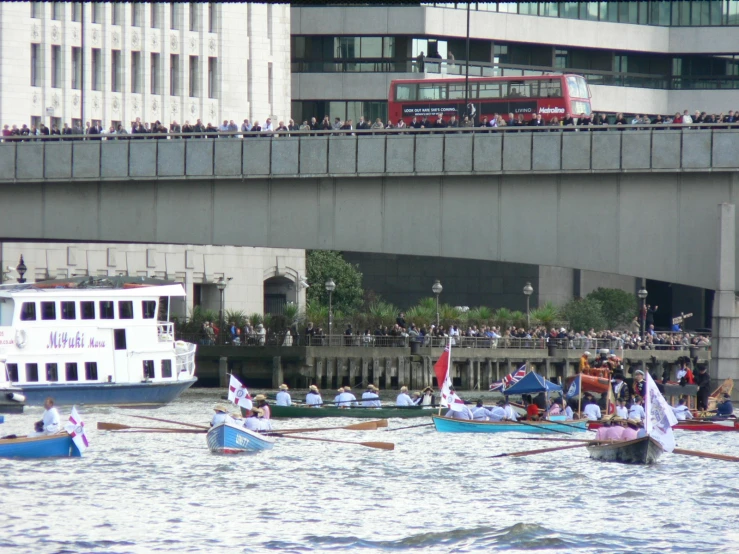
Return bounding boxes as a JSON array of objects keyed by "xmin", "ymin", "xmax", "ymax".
[{"xmin": 1, "ymin": 125, "xmax": 737, "ymax": 182}]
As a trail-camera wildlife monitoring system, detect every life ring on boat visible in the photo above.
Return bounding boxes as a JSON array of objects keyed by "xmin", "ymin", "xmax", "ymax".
[{"xmin": 14, "ymin": 329, "xmax": 27, "ymax": 349}]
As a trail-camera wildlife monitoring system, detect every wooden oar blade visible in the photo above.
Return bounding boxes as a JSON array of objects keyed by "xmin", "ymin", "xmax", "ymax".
[
  {"xmin": 344, "ymin": 421, "xmax": 379, "ymax": 431},
  {"xmin": 111, "ymin": 429, "xmax": 207, "ymax": 434},
  {"xmin": 98, "ymin": 422, "xmax": 130, "ymax": 430},
  {"xmin": 493, "ymin": 443, "xmax": 590, "ymax": 458},
  {"xmin": 130, "ymin": 414, "xmax": 210, "ymax": 430},
  {"xmin": 375, "ymin": 419, "xmax": 389, "ymax": 428},
  {"xmin": 673, "ymin": 448, "xmax": 739, "ymax": 463},
  {"xmin": 360, "ymin": 441, "xmax": 394, "ymax": 450}
]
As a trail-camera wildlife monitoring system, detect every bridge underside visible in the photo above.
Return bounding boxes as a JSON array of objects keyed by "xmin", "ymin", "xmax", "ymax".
[{"xmin": 1, "ymin": 172, "xmax": 738, "ymax": 290}]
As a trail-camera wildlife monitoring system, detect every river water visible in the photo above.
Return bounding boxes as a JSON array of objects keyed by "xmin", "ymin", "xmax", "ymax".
[{"xmin": 1, "ymin": 388, "xmax": 738, "ymax": 554}]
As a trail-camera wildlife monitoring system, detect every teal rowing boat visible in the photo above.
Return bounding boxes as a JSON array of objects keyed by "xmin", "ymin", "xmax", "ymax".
[
  {"xmin": 432, "ymin": 415, "xmax": 589, "ymax": 433},
  {"xmin": 249, "ymin": 404, "xmax": 436, "ymax": 419}
]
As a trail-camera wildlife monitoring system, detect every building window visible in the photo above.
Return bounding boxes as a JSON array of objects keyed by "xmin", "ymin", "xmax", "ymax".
[
  {"xmin": 132, "ymin": 3, "xmax": 142, "ymax": 26},
  {"xmin": 81, "ymin": 301, "xmax": 95, "ymax": 319},
  {"xmin": 142, "ymin": 300, "xmax": 157, "ymax": 319},
  {"xmin": 170, "ymin": 54, "xmax": 180, "ymax": 95},
  {"xmin": 118, "ymin": 301, "xmax": 134, "ymax": 319},
  {"xmin": 46, "ymin": 363, "xmax": 59, "ymax": 382},
  {"xmin": 208, "ymin": 2, "xmax": 216, "ymax": 32},
  {"xmin": 112, "ymin": 3, "xmax": 122, "ymax": 25},
  {"xmin": 41, "ymin": 301, "xmax": 56, "ymax": 320},
  {"xmin": 51, "ymin": 45, "xmax": 62, "ymax": 89},
  {"xmin": 161, "ymin": 359, "xmax": 173, "ymax": 378},
  {"xmin": 99, "ymin": 301, "xmax": 114, "ymax": 319},
  {"xmin": 189, "ymin": 56, "xmax": 199, "ymax": 97},
  {"xmin": 151, "ymin": 3, "xmax": 160, "ymax": 28},
  {"xmin": 208, "ymin": 57, "xmax": 217, "ymax": 98},
  {"xmin": 85, "ymin": 362, "xmax": 98, "ymax": 381},
  {"xmin": 31, "ymin": 2, "xmax": 41, "ymax": 18},
  {"xmin": 143, "ymin": 360, "xmax": 155, "ymax": 379},
  {"xmin": 7, "ymin": 364, "xmax": 18, "ymax": 382},
  {"xmin": 31, "ymin": 43, "xmax": 40, "ymax": 87},
  {"xmin": 91, "ymin": 3, "xmax": 101, "ymax": 24},
  {"xmin": 91, "ymin": 48, "xmax": 102, "ymax": 91},
  {"xmin": 131, "ymin": 51, "xmax": 142, "ymax": 93},
  {"xmin": 71, "ymin": 3, "xmax": 81, "ymax": 22},
  {"xmin": 61, "ymin": 301, "xmax": 76, "ymax": 320},
  {"xmin": 151, "ymin": 53, "xmax": 161, "ymax": 94},
  {"xmin": 111, "ymin": 50, "xmax": 122, "ymax": 92},
  {"xmin": 72, "ymin": 47, "xmax": 81, "ymax": 89},
  {"xmin": 170, "ymin": 3, "xmax": 179, "ymax": 29},
  {"xmin": 114, "ymin": 329, "xmax": 127, "ymax": 350},
  {"xmin": 66, "ymin": 363, "xmax": 78, "ymax": 382},
  {"xmin": 26, "ymin": 364, "xmax": 39, "ymax": 383},
  {"xmin": 189, "ymin": 2, "xmax": 198, "ymax": 31},
  {"xmin": 51, "ymin": 2, "xmax": 62, "ymax": 20}
]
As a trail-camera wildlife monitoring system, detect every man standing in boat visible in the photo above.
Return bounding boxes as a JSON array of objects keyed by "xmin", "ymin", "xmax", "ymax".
[
  {"xmin": 33, "ymin": 397, "xmax": 60, "ymax": 436},
  {"xmin": 695, "ymin": 365, "xmax": 711, "ymax": 411},
  {"xmin": 632, "ymin": 369, "xmax": 646, "ymax": 398},
  {"xmin": 612, "ymin": 372, "xmax": 630, "ymax": 403}
]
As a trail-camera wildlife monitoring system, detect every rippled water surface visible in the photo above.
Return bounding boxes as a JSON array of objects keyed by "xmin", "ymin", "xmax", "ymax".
[{"xmin": 2, "ymin": 389, "xmax": 739, "ymax": 554}]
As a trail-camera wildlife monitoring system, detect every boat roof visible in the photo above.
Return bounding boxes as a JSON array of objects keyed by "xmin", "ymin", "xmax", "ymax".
[
  {"xmin": 503, "ymin": 372, "xmax": 563, "ymax": 395},
  {"xmin": 0, "ymin": 277, "xmax": 186, "ymax": 298}
]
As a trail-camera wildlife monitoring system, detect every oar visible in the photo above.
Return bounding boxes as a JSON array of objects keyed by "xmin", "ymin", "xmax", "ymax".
[
  {"xmin": 673, "ymin": 448, "xmax": 739, "ymax": 463},
  {"xmin": 271, "ymin": 434, "xmax": 394, "ymax": 451},
  {"xmin": 271, "ymin": 420, "xmax": 381, "ymax": 435},
  {"xmin": 130, "ymin": 414, "xmax": 209, "ymax": 430},
  {"xmin": 509, "ymin": 437, "xmax": 595, "ymax": 443},
  {"xmin": 492, "ymin": 442, "xmax": 592, "ymax": 458},
  {"xmin": 375, "ymin": 419, "xmax": 388, "ymax": 428},
  {"xmin": 387, "ymin": 422, "xmax": 435, "ymax": 432},
  {"xmin": 546, "ymin": 419, "xmax": 591, "ymax": 432},
  {"xmin": 111, "ymin": 429, "xmax": 207, "ymax": 434},
  {"xmin": 98, "ymin": 422, "xmax": 206, "ymax": 433}
]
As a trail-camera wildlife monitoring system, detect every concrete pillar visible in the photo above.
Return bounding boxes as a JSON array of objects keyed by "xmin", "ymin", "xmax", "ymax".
[
  {"xmin": 349, "ymin": 358, "xmax": 358, "ymax": 387},
  {"xmin": 326, "ymin": 358, "xmax": 334, "ymax": 390},
  {"xmin": 711, "ymin": 203, "xmax": 739, "ymax": 392},
  {"xmin": 218, "ymin": 356, "xmax": 228, "ymax": 388},
  {"xmin": 361, "ymin": 358, "xmax": 369, "ymax": 388},
  {"xmin": 384, "ymin": 358, "xmax": 392, "ymax": 389},
  {"xmin": 397, "ymin": 357, "xmax": 406, "ymax": 388},
  {"xmin": 272, "ymin": 356, "xmax": 283, "ymax": 389},
  {"xmin": 315, "ymin": 358, "xmax": 324, "ymax": 389},
  {"xmin": 372, "ymin": 357, "xmax": 380, "ymax": 386}
]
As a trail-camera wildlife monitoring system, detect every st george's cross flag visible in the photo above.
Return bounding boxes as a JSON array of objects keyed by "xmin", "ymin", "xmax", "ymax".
[
  {"xmin": 228, "ymin": 375, "xmax": 252, "ymax": 409},
  {"xmin": 644, "ymin": 372, "xmax": 678, "ymax": 452},
  {"xmin": 434, "ymin": 339, "xmax": 461, "ymax": 408},
  {"xmin": 64, "ymin": 406, "xmax": 90, "ymax": 454},
  {"xmin": 490, "ymin": 365, "xmax": 527, "ymax": 392}
]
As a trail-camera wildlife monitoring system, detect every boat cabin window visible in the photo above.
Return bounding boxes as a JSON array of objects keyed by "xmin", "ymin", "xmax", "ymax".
[
  {"xmin": 114, "ymin": 329, "xmax": 127, "ymax": 350},
  {"xmin": 41, "ymin": 301, "xmax": 56, "ymax": 320},
  {"xmin": 143, "ymin": 360, "xmax": 155, "ymax": 379},
  {"xmin": 85, "ymin": 362, "xmax": 98, "ymax": 381},
  {"xmin": 6, "ymin": 363, "xmax": 18, "ymax": 381},
  {"xmin": 99, "ymin": 301, "xmax": 114, "ymax": 319},
  {"xmin": 0, "ymin": 298, "xmax": 14, "ymax": 326},
  {"xmin": 66, "ymin": 362, "xmax": 79, "ymax": 381},
  {"xmin": 20, "ymin": 302, "xmax": 36, "ymax": 321},
  {"xmin": 46, "ymin": 363, "xmax": 58, "ymax": 382},
  {"xmin": 26, "ymin": 363, "xmax": 39, "ymax": 382},
  {"xmin": 61, "ymin": 301, "xmax": 76, "ymax": 320},
  {"xmin": 81, "ymin": 301, "xmax": 95, "ymax": 320},
  {"xmin": 142, "ymin": 300, "xmax": 157, "ymax": 319},
  {"xmin": 161, "ymin": 359, "xmax": 172, "ymax": 378},
  {"xmin": 118, "ymin": 301, "xmax": 134, "ymax": 319}
]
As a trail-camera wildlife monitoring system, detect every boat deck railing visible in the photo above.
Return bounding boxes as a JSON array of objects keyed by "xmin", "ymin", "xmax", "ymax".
[
  {"xmin": 157, "ymin": 322, "xmax": 174, "ymax": 342},
  {"xmin": 175, "ymin": 341, "xmax": 197, "ymax": 376}
]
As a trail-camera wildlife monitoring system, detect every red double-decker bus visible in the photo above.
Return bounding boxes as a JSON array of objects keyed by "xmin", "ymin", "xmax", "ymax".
[{"xmin": 388, "ymin": 74, "xmax": 591, "ymax": 125}]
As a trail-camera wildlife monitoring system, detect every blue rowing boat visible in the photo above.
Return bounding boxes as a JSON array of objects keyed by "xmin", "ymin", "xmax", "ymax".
[
  {"xmin": 0, "ymin": 432, "xmax": 81, "ymax": 458},
  {"xmin": 432, "ymin": 415, "xmax": 588, "ymax": 434},
  {"xmin": 206, "ymin": 422, "xmax": 275, "ymax": 454}
]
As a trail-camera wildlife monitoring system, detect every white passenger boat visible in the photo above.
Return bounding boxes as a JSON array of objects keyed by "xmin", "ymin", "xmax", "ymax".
[{"xmin": 0, "ymin": 277, "xmax": 197, "ymax": 407}]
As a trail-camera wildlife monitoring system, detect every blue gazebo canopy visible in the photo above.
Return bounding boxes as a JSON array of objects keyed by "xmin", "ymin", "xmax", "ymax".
[{"xmin": 503, "ymin": 372, "xmax": 562, "ymax": 395}]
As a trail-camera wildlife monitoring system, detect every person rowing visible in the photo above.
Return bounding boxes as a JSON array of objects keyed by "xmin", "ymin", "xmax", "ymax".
[
  {"xmin": 362, "ymin": 384, "xmax": 381, "ymax": 408},
  {"xmin": 671, "ymin": 397, "xmax": 694, "ymax": 421},
  {"xmin": 396, "ymin": 386, "xmax": 414, "ymax": 407},
  {"xmin": 254, "ymin": 394, "xmax": 271, "ymax": 419},
  {"xmin": 306, "ymin": 384, "xmax": 323, "ymax": 407},
  {"xmin": 211, "ymin": 404, "xmax": 236, "ymax": 427},
  {"xmin": 32, "ymin": 397, "xmax": 61, "ymax": 436},
  {"xmin": 244, "ymin": 407, "xmax": 271, "ymax": 432},
  {"xmin": 336, "ymin": 386, "xmax": 358, "ymax": 408},
  {"xmin": 276, "ymin": 384, "xmax": 292, "ymax": 406}
]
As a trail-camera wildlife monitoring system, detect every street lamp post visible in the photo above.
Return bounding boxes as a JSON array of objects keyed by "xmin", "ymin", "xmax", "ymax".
[
  {"xmin": 216, "ymin": 277, "xmax": 228, "ymax": 345},
  {"xmin": 638, "ymin": 287, "xmax": 648, "ymax": 338},
  {"xmin": 432, "ymin": 280, "xmax": 443, "ymax": 329},
  {"xmin": 325, "ymin": 278, "xmax": 336, "ymax": 341},
  {"xmin": 523, "ymin": 282, "xmax": 534, "ymax": 330},
  {"xmin": 16, "ymin": 255, "xmax": 27, "ymax": 284}
]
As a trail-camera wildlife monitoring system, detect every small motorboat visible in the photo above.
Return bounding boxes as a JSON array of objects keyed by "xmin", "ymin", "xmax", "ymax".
[
  {"xmin": 0, "ymin": 432, "xmax": 81, "ymax": 459},
  {"xmin": 206, "ymin": 422, "xmax": 275, "ymax": 454},
  {"xmin": 587, "ymin": 436, "xmax": 664, "ymax": 465}
]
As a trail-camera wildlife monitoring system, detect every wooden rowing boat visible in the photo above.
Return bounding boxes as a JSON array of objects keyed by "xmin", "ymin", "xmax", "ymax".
[
  {"xmin": 206, "ymin": 422, "xmax": 275, "ymax": 454},
  {"xmin": 587, "ymin": 436, "xmax": 664, "ymax": 465},
  {"xmin": 431, "ymin": 415, "xmax": 588, "ymax": 434},
  {"xmin": 0, "ymin": 432, "xmax": 81, "ymax": 459},
  {"xmin": 247, "ymin": 404, "xmax": 435, "ymax": 419}
]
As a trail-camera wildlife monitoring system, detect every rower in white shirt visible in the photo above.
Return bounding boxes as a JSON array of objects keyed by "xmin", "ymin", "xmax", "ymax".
[
  {"xmin": 275, "ymin": 384, "xmax": 292, "ymax": 406},
  {"xmin": 502, "ymin": 399, "xmax": 519, "ymax": 421},
  {"xmin": 305, "ymin": 385, "xmax": 323, "ymax": 407},
  {"xmin": 671, "ymin": 397, "xmax": 693, "ymax": 421},
  {"xmin": 446, "ymin": 402, "xmax": 473, "ymax": 420},
  {"xmin": 472, "ymin": 400, "xmax": 494, "ymax": 420},
  {"xmin": 244, "ymin": 407, "xmax": 271, "ymax": 431},
  {"xmin": 582, "ymin": 400, "xmax": 602, "ymax": 421},
  {"xmin": 34, "ymin": 397, "xmax": 61, "ymax": 435},
  {"xmin": 362, "ymin": 384, "xmax": 382, "ymax": 408},
  {"xmin": 336, "ymin": 386, "xmax": 358, "ymax": 408},
  {"xmin": 210, "ymin": 404, "xmax": 236, "ymax": 427},
  {"xmin": 615, "ymin": 398, "xmax": 629, "ymax": 419},
  {"xmin": 395, "ymin": 386, "xmax": 415, "ymax": 407},
  {"xmin": 628, "ymin": 396, "xmax": 646, "ymax": 421},
  {"xmin": 488, "ymin": 401, "xmax": 508, "ymax": 421}
]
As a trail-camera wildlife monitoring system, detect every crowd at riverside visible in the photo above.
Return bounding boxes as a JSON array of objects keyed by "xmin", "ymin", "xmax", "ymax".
[
  {"xmin": 189, "ymin": 317, "xmax": 710, "ymax": 352},
  {"xmin": 3, "ymin": 108, "xmax": 739, "ymax": 141}
]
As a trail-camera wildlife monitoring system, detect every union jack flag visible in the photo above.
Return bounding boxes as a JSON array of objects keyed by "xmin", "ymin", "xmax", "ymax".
[{"xmin": 489, "ymin": 365, "xmax": 526, "ymax": 391}]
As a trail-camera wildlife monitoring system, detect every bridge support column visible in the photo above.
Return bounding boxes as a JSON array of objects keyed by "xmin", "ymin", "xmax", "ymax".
[
  {"xmin": 711, "ymin": 203, "xmax": 739, "ymax": 394},
  {"xmin": 218, "ymin": 357, "xmax": 228, "ymax": 388},
  {"xmin": 272, "ymin": 357, "xmax": 283, "ymax": 389}
]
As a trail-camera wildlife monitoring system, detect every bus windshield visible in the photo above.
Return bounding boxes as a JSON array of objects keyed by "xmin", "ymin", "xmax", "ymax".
[{"xmin": 566, "ymin": 76, "xmax": 589, "ymax": 99}]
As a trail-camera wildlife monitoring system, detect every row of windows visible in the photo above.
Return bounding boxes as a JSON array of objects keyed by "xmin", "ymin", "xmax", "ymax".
[
  {"xmin": 30, "ymin": 45, "xmax": 219, "ymax": 99},
  {"xmin": 291, "ymin": 101, "xmax": 388, "ymax": 127},
  {"xmin": 423, "ymin": 1, "xmax": 739, "ymax": 27},
  {"xmin": 31, "ymin": 2, "xmax": 218, "ymax": 33},
  {"xmin": 395, "ymin": 79, "xmax": 566, "ymax": 101},
  {"xmin": 19, "ymin": 300, "xmax": 157, "ymax": 322},
  {"xmin": 6, "ymin": 359, "xmax": 172, "ymax": 382}
]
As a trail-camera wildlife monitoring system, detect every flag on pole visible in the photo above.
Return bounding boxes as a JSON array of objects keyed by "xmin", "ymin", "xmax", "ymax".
[
  {"xmin": 228, "ymin": 375, "xmax": 252, "ymax": 409},
  {"xmin": 565, "ymin": 373, "xmax": 581, "ymax": 399},
  {"xmin": 433, "ymin": 340, "xmax": 455, "ymax": 407},
  {"xmin": 64, "ymin": 406, "xmax": 89, "ymax": 454},
  {"xmin": 489, "ymin": 365, "xmax": 526, "ymax": 391},
  {"xmin": 644, "ymin": 372, "xmax": 678, "ymax": 452}
]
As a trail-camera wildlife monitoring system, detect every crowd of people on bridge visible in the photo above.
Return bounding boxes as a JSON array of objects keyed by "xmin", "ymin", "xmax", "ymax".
[{"xmin": 3, "ymin": 107, "xmax": 738, "ymax": 142}]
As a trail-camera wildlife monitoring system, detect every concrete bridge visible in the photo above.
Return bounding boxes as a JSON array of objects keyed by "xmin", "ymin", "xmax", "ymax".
[{"xmin": 1, "ymin": 128, "xmax": 739, "ymax": 386}]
